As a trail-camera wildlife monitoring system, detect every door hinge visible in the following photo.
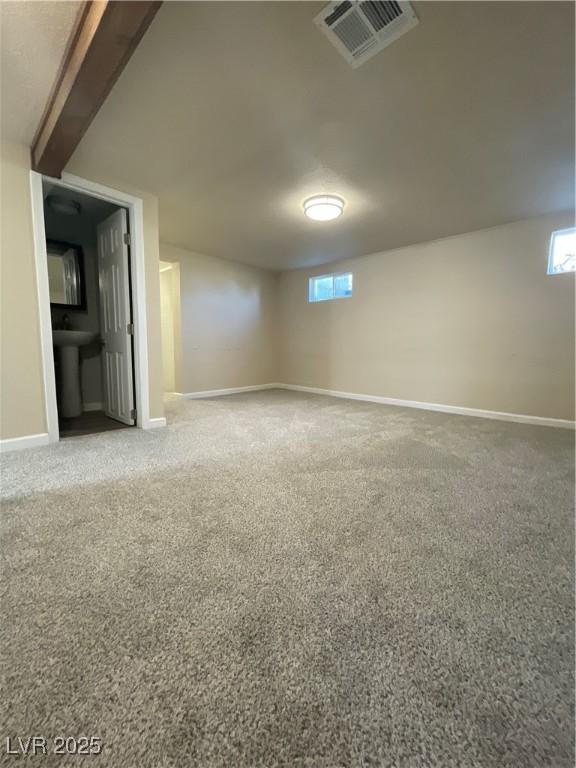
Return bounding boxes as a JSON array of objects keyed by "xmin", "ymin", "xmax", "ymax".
[
  {"xmin": 124, "ymin": 232, "xmax": 131, "ymax": 246},
  {"xmin": 130, "ymin": 408, "xmax": 137, "ymax": 420},
  {"xmin": 127, "ymin": 322, "xmax": 134, "ymax": 335}
]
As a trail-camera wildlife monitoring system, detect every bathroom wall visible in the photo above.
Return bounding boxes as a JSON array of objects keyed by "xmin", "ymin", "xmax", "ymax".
[{"xmin": 44, "ymin": 205, "xmax": 105, "ymax": 409}]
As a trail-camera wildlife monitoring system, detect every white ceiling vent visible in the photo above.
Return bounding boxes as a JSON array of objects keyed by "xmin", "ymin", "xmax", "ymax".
[{"xmin": 314, "ymin": 1, "xmax": 418, "ymax": 68}]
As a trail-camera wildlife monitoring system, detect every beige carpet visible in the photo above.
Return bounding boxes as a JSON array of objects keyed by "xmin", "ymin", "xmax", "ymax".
[{"xmin": 1, "ymin": 390, "xmax": 574, "ymax": 767}]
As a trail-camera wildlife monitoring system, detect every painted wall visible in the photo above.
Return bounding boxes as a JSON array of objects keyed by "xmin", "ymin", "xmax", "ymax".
[
  {"xmin": 160, "ymin": 244, "xmax": 278, "ymax": 394},
  {"xmin": 44, "ymin": 206, "xmax": 104, "ymax": 409},
  {"xmin": 0, "ymin": 141, "xmax": 47, "ymax": 440},
  {"xmin": 0, "ymin": 141, "xmax": 164, "ymax": 443},
  {"xmin": 278, "ymin": 213, "xmax": 575, "ymax": 421}
]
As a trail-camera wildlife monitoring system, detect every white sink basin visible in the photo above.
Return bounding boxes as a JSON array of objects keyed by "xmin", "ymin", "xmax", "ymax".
[
  {"xmin": 52, "ymin": 330, "xmax": 99, "ymax": 417},
  {"xmin": 52, "ymin": 330, "xmax": 98, "ymax": 348}
]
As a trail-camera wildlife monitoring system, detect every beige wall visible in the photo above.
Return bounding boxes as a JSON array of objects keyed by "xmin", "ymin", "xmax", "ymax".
[
  {"xmin": 160, "ymin": 243, "xmax": 278, "ymax": 393},
  {"xmin": 279, "ymin": 213, "xmax": 575, "ymax": 421},
  {"xmin": 0, "ymin": 141, "xmax": 164, "ymax": 442},
  {"xmin": 0, "ymin": 141, "xmax": 47, "ymax": 439}
]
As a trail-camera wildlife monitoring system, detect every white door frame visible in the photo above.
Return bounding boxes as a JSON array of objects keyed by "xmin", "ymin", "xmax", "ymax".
[{"xmin": 30, "ymin": 170, "xmax": 154, "ymax": 442}]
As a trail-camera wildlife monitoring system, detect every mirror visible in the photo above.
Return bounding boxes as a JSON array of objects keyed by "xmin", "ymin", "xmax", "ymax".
[{"xmin": 47, "ymin": 240, "xmax": 86, "ymax": 310}]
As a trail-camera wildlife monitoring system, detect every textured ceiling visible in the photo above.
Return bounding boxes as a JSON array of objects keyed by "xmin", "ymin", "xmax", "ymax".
[
  {"xmin": 67, "ymin": 2, "xmax": 574, "ymax": 269},
  {"xmin": 1, "ymin": 0, "xmax": 82, "ymax": 145}
]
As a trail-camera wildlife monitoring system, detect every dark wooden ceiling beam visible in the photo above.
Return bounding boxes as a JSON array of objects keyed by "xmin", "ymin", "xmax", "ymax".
[{"xmin": 32, "ymin": 0, "xmax": 162, "ymax": 178}]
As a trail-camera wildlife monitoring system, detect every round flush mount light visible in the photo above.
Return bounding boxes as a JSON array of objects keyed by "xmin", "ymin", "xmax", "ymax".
[
  {"xmin": 303, "ymin": 195, "xmax": 345, "ymax": 222},
  {"xmin": 47, "ymin": 194, "xmax": 82, "ymax": 216}
]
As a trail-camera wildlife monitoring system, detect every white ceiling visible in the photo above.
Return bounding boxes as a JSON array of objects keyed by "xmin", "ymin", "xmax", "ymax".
[
  {"xmin": 1, "ymin": 0, "xmax": 82, "ymax": 144},
  {"xmin": 4, "ymin": 2, "xmax": 574, "ymax": 270}
]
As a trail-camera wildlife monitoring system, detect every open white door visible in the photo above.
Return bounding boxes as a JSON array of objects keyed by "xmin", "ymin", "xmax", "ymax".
[{"xmin": 97, "ymin": 209, "xmax": 135, "ymax": 425}]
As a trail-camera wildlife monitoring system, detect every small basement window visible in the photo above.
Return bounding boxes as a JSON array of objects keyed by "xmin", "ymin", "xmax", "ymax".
[
  {"xmin": 548, "ymin": 228, "xmax": 576, "ymax": 275},
  {"xmin": 309, "ymin": 272, "xmax": 353, "ymax": 302}
]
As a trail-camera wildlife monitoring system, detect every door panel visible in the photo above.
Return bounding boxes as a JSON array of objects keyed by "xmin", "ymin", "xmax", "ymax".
[{"xmin": 97, "ymin": 209, "xmax": 135, "ymax": 425}]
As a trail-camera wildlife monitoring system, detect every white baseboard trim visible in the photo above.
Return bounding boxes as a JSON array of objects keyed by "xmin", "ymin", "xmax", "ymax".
[
  {"xmin": 83, "ymin": 402, "xmax": 103, "ymax": 412},
  {"xmin": 0, "ymin": 432, "xmax": 51, "ymax": 453},
  {"xmin": 277, "ymin": 384, "xmax": 575, "ymax": 429},
  {"xmin": 178, "ymin": 383, "xmax": 280, "ymax": 400},
  {"xmin": 144, "ymin": 417, "xmax": 167, "ymax": 429}
]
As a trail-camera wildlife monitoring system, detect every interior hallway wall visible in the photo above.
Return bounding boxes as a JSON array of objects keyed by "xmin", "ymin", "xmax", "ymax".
[
  {"xmin": 0, "ymin": 141, "xmax": 47, "ymax": 440},
  {"xmin": 278, "ymin": 212, "xmax": 575, "ymax": 421},
  {"xmin": 159, "ymin": 243, "xmax": 279, "ymax": 394}
]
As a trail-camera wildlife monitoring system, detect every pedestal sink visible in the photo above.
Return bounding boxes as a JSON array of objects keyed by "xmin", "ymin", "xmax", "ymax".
[{"xmin": 52, "ymin": 330, "xmax": 98, "ymax": 417}]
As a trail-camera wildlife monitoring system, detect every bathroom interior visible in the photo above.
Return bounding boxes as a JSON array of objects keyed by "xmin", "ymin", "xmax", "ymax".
[{"xmin": 43, "ymin": 182, "xmax": 136, "ymax": 438}]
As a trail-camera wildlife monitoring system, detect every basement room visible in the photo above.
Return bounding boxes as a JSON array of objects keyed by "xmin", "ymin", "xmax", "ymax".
[{"xmin": 1, "ymin": 1, "xmax": 574, "ymax": 766}]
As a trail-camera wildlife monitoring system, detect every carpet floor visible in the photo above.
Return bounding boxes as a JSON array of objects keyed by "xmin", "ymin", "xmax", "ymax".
[{"xmin": 0, "ymin": 390, "xmax": 574, "ymax": 767}]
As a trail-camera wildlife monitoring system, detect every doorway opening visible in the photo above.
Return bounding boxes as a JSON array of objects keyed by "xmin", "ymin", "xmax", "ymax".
[
  {"xmin": 30, "ymin": 171, "xmax": 154, "ymax": 444},
  {"xmin": 159, "ymin": 260, "xmax": 181, "ymax": 398},
  {"xmin": 42, "ymin": 182, "xmax": 136, "ymax": 438}
]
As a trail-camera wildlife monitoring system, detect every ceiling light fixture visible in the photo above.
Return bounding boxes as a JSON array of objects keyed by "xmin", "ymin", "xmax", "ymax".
[
  {"xmin": 47, "ymin": 194, "xmax": 82, "ymax": 216},
  {"xmin": 303, "ymin": 195, "xmax": 344, "ymax": 222}
]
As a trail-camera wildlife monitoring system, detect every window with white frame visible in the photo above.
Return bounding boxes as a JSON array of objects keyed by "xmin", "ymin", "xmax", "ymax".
[
  {"xmin": 309, "ymin": 272, "xmax": 353, "ymax": 302},
  {"xmin": 548, "ymin": 228, "xmax": 576, "ymax": 275}
]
